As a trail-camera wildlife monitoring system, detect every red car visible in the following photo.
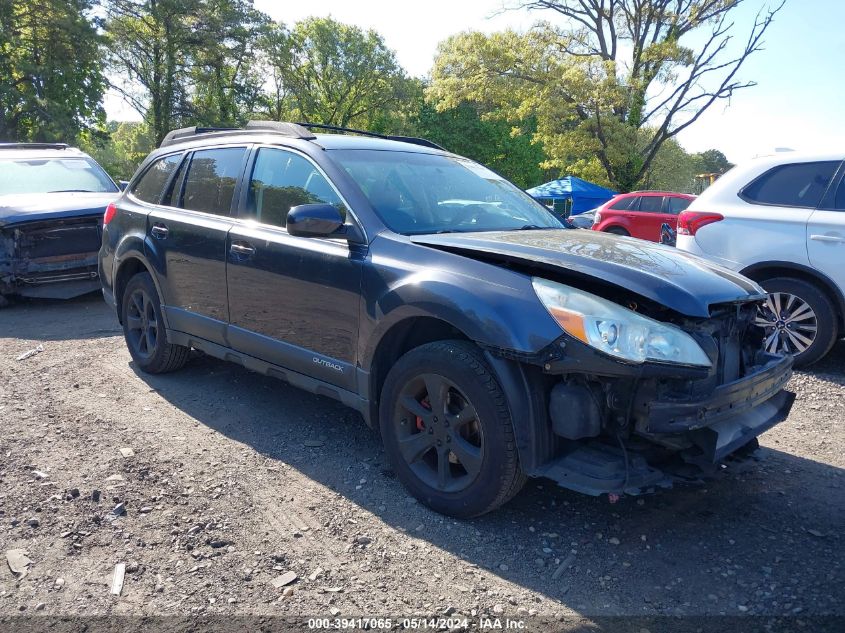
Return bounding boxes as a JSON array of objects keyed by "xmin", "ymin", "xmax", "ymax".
[{"xmin": 591, "ymin": 191, "xmax": 695, "ymax": 242}]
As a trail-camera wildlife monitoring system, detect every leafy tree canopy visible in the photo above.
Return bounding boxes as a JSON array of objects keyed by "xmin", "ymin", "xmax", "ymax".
[
  {"xmin": 261, "ymin": 17, "xmax": 413, "ymax": 131},
  {"xmin": 0, "ymin": 0, "xmax": 106, "ymax": 141},
  {"xmin": 428, "ymin": 0, "xmax": 782, "ymax": 191}
]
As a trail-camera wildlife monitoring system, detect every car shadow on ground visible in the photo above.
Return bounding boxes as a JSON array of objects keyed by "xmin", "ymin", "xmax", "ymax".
[
  {"xmin": 130, "ymin": 347, "xmax": 844, "ymax": 616},
  {"xmin": 0, "ymin": 293, "xmax": 120, "ymax": 342}
]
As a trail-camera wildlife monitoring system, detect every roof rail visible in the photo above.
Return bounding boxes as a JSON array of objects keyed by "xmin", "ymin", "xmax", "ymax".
[
  {"xmin": 159, "ymin": 121, "xmax": 316, "ymax": 147},
  {"xmin": 0, "ymin": 142, "xmax": 69, "ymax": 150},
  {"xmin": 297, "ymin": 122, "xmax": 445, "ymax": 151}
]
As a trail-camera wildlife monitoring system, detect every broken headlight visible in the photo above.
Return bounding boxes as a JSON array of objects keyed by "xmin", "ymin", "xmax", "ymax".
[{"xmin": 532, "ymin": 278, "xmax": 711, "ymax": 367}]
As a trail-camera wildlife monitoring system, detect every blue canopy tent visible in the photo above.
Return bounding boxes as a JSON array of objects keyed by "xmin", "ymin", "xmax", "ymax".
[{"xmin": 526, "ymin": 176, "xmax": 617, "ymax": 216}]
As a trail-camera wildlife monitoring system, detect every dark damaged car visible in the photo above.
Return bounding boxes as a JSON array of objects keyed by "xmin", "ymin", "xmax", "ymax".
[
  {"xmin": 0, "ymin": 143, "xmax": 119, "ymax": 306},
  {"xmin": 98, "ymin": 122, "xmax": 795, "ymax": 518}
]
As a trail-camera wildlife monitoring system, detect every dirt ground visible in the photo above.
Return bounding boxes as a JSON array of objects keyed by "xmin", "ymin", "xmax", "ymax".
[{"xmin": 1, "ymin": 294, "xmax": 843, "ymax": 626}]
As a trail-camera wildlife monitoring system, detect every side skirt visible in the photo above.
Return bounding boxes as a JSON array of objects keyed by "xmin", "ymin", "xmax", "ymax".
[{"xmin": 167, "ymin": 328, "xmax": 371, "ymax": 425}]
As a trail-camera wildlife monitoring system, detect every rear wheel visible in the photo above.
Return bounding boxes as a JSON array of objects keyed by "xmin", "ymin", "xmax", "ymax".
[
  {"xmin": 121, "ymin": 272, "xmax": 190, "ymax": 373},
  {"xmin": 755, "ymin": 277, "xmax": 838, "ymax": 368},
  {"xmin": 605, "ymin": 226, "xmax": 629, "ymax": 237},
  {"xmin": 379, "ymin": 341, "xmax": 525, "ymax": 518}
]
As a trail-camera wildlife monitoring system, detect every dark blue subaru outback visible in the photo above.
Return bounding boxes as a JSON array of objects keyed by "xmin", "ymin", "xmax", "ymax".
[{"xmin": 99, "ymin": 122, "xmax": 794, "ymax": 517}]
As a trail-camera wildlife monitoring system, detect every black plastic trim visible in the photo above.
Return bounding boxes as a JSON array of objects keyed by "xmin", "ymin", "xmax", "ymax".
[
  {"xmin": 645, "ymin": 354, "xmax": 793, "ymax": 433},
  {"xmin": 167, "ymin": 329, "xmax": 369, "ymax": 422}
]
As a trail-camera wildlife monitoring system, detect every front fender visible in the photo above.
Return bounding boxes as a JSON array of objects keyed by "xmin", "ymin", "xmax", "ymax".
[{"xmin": 361, "ymin": 265, "xmax": 563, "ymax": 369}]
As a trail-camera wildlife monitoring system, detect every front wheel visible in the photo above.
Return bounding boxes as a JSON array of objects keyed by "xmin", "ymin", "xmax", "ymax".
[
  {"xmin": 379, "ymin": 341, "xmax": 525, "ymax": 518},
  {"xmin": 755, "ymin": 277, "xmax": 838, "ymax": 368},
  {"xmin": 121, "ymin": 272, "xmax": 190, "ymax": 374},
  {"xmin": 605, "ymin": 226, "xmax": 629, "ymax": 237}
]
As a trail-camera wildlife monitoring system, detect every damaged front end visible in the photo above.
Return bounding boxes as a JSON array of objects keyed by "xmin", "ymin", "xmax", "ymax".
[
  {"xmin": 408, "ymin": 229, "xmax": 796, "ymax": 497},
  {"xmin": 536, "ymin": 297, "xmax": 795, "ymax": 496},
  {"xmin": 0, "ymin": 217, "xmax": 102, "ymax": 301}
]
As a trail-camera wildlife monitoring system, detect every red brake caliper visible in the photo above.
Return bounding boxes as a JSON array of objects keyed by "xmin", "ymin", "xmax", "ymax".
[{"xmin": 415, "ymin": 397, "xmax": 431, "ymax": 431}]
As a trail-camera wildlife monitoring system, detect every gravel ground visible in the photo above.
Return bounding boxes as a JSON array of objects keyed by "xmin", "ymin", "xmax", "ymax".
[{"xmin": 0, "ymin": 294, "xmax": 843, "ymax": 625}]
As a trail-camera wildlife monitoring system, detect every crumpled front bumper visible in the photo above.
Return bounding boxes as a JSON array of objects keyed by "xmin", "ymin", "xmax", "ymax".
[
  {"xmin": 643, "ymin": 354, "xmax": 795, "ymax": 462},
  {"xmin": 1, "ymin": 219, "xmax": 101, "ymax": 299}
]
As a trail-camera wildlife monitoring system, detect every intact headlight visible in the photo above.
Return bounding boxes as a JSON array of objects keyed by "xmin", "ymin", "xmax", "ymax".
[{"xmin": 532, "ymin": 278, "xmax": 712, "ymax": 367}]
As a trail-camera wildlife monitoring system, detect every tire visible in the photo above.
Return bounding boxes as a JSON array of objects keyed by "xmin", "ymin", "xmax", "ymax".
[
  {"xmin": 379, "ymin": 340, "xmax": 526, "ymax": 518},
  {"xmin": 121, "ymin": 272, "xmax": 190, "ymax": 374},
  {"xmin": 757, "ymin": 276, "xmax": 838, "ymax": 368},
  {"xmin": 605, "ymin": 226, "xmax": 629, "ymax": 236}
]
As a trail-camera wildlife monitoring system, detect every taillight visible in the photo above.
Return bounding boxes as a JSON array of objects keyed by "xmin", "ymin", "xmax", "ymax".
[
  {"xmin": 593, "ymin": 212, "xmax": 602, "ymax": 225},
  {"xmin": 103, "ymin": 202, "xmax": 117, "ymax": 225},
  {"xmin": 677, "ymin": 211, "xmax": 723, "ymax": 236}
]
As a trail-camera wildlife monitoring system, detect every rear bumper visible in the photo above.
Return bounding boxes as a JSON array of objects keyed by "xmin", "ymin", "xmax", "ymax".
[{"xmin": 675, "ymin": 235, "xmax": 744, "ymax": 271}]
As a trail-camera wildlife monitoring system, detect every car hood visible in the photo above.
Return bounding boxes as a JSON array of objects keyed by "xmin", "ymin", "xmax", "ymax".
[
  {"xmin": 410, "ymin": 229, "xmax": 764, "ymax": 318},
  {"xmin": 0, "ymin": 192, "xmax": 117, "ymax": 227}
]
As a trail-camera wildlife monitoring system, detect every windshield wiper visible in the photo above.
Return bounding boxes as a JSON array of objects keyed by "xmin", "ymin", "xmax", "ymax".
[
  {"xmin": 47, "ymin": 189, "xmax": 95, "ymax": 193},
  {"xmin": 516, "ymin": 224, "xmax": 546, "ymax": 231}
]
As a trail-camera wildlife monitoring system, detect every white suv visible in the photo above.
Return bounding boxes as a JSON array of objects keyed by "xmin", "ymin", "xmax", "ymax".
[{"xmin": 676, "ymin": 152, "xmax": 844, "ymax": 367}]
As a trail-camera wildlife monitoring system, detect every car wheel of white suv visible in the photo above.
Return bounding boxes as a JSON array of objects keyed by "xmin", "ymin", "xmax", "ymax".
[{"xmin": 756, "ymin": 277, "xmax": 838, "ymax": 368}]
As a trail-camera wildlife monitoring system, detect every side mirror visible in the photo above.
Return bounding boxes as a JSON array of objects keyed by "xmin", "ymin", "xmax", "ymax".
[
  {"xmin": 118, "ymin": 180, "xmax": 129, "ymax": 191},
  {"xmin": 287, "ymin": 203, "xmax": 344, "ymax": 238}
]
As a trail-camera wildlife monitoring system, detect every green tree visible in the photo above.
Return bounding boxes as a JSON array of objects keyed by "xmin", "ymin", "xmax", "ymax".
[
  {"xmin": 79, "ymin": 121, "xmax": 155, "ymax": 180},
  {"xmin": 263, "ymin": 17, "xmax": 412, "ymax": 129},
  {"xmin": 256, "ymin": 22, "xmax": 293, "ymax": 122},
  {"xmin": 428, "ymin": 1, "xmax": 783, "ymax": 191},
  {"xmin": 0, "ymin": 0, "xmax": 106, "ymax": 141},
  {"xmin": 638, "ymin": 135, "xmax": 698, "ymax": 192},
  {"xmin": 188, "ymin": 0, "xmax": 269, "ymax": 127},
  {"xmin": 103, "ymin": 0, "xmax": 199, "ymax": 145},
  {"xmin": 104, "ymin": 0, "xmax": 271, "ymax": 143},
  {"xmin": 693, "ymin": 148, "xmax": 734, "ymax": 174},
  {"xmin": 413, "ymin": 102, "xmax": 548, "ymax": 189}
]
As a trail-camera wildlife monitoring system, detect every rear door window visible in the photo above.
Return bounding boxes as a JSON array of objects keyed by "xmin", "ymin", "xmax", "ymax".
[
  {"xmin": 179, "ymin": 147, "xmax": 247, "ymax": 215},
  {"xmin": 131, "ymin": 154, "xmax": 182, "ymax": 204},
  {"xmin": 638, "ymin": 196, "xmax": 664, "ymax": 213},
  {"xmin": 741, "ymin": 161, "xmax": 840, "ymax": 208},
  {"xmin": 245, "ymin": 148, "xmax": 344, "ymax": 228}
]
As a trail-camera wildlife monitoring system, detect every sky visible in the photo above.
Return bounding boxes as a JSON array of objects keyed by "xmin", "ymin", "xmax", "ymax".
[{"xmin": 105, "ymin": 0, "xmax": 845, "ymax": 164}]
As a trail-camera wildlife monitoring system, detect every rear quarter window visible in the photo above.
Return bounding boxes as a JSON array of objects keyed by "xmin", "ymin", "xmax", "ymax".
[
  {"xmin": 131, "ymin": 154, "xmax": 183, "ymax": 204},
  {"xmin": 740, "ymin": 161, "xmax": 840, "ymax": 208},
  {"xmin": 609, "ymin": 196, "xmax": 637, "ymax": 210}
]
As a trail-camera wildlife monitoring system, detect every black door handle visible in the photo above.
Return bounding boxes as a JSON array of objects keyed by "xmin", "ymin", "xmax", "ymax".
[
  {"xmin": 230, "ymin": 242, "xmax": 256, "ymax": 257},
  {"xmin": 151, "ymin": 223, "xmax": 168, "ymax": 239}
]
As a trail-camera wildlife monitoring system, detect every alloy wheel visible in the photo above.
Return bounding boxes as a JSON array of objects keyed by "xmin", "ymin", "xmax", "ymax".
[
  {"xmin": 125, "ymin": 288, "xmax": 159, "ymax": 360},
  {"xmin": 393, "ymin": 373, "xmax": 484, "ymax": 493},
  {"xmin": 755, "ymin": 292, "xmax": 818, "ymax": 355}
]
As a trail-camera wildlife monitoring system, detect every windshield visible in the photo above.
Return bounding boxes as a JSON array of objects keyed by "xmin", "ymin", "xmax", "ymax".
[
  {"xmin": 331, "ymin": 149, "xmax": 565, "ymax": 235},
  {"xmin": 0, "ymin": 157, "xmax": 118, "ymax": 195}
]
